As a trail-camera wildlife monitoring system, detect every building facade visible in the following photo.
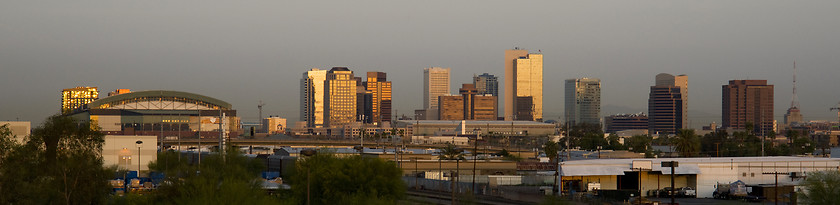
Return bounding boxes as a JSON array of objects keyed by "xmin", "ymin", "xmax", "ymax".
[
  {"xmin": 474, "ymin": 73, "xmax": 499, "ymax": 97},
  {"xmin": 604, "ymin": 114, "xmax": 648, "ymax": 134},
  {"xmin": 438, "ymin": 84, "xmax": 498, "ymax": 121},
  {"xmin": 504, "ymin": 49, "xmax": 543, "ymax": 121},
  {"xmin": 301, "ymin": 68, "xmax": 327, "ymax": 128},
  {"xmin": 722, "ymin": 80, "xmax": 774, "ymax": 135},
  {"xmin": 648, "ymin": 73, "xmax": 688, "ymax": 135},
  {"xmin": 423, "ymin": 67, "xmax": 451, "ymax": 120},
  {"xmin": 324, "ymin": 67, "xmax": 357, "ymax": 127},
  {"xmin": 365, "ymin": 72, "xmax": 392, "ymax": 124},
  {"xmin": 565, "ymin": 78, "xmax": 601, "ymax": 126},
  {"xmin": 261, "ymin": 116, "xmax": 287, "ymax": 134},
  {"xmin": 62, "ymin": 86, "xmax": 99, "ymax": 114}
]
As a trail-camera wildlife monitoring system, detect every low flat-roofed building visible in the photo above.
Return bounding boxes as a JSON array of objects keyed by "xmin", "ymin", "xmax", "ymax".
[
  {"xmin": 396, "ymin": 120, "xmax": 556, "ymax": 137},
  {"xmin": 103, "ymin": 135, "xmax": 157, "ymax": 172},
  {"xmin": 0, "ymin": 121, "xmax": 30, "ymax": 144},
  {"xmin": 559, "ymin": 157, "xmax": 840, "ymax": 198}
]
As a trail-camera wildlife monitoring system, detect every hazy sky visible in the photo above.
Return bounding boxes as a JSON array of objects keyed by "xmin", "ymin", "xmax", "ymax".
[{"xmin": 2, "ymin": 1, "xmax": 839, "ymax": 127}]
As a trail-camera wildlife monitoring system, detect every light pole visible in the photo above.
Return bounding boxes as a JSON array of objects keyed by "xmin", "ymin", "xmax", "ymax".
[
  {"xmin": 300, "ymin": 149, "xmax": 317, "ymax": 205},
  {"xmin": 135, "ymin": 140, "xmax": 143, "ymax": 175},
  {"xmin": 472, "ymin": 128, "xmax": 481, "ymax": 193}
]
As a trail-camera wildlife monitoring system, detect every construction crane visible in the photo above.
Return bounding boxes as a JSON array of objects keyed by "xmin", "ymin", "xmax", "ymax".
[
  {"xmin": 258, "ymin": 101, "xmax": 266, "ymax": 131},
  {"xmin": 831, "ymin": 101, "xmax": 840, "ymax": 123}
]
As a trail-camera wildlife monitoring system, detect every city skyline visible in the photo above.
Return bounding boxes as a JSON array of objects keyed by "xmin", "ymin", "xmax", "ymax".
[{"xmin": 2, "ymin": 1, "xmax": 840, "ymax": 127}]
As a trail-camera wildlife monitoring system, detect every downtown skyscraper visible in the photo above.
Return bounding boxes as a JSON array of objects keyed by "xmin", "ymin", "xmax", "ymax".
[
  {"xmin": 504, "ymin": 49, "xmax": 543, "ymax": 121},
  {"xmin": 473, "ymin": 73, "xmax": 498, "ymax": 97},
  {"xmin": 722, "ymin": 80, "xmax": 774, "ymax": 135},
  {"xmin": 565, "ymin": 78, "xmax": 601, "ymax": 126},
  {"xmin": 301, "ymin": 68, "xmax": 327, "ymax": 128},
  {"xmin": 421, "ymin": 67, "xmax": 451, "ymax": 120},
  {"xmin": 648, "ymin": 73, "xmax": 688, "ymax": 135},
  {"xmin": 365, "ymin": 72, "xmax": 392, "ymax": 124},
  {"xmin": 324, "ymin": 67, "xmax": 357, "ymax": 127}
]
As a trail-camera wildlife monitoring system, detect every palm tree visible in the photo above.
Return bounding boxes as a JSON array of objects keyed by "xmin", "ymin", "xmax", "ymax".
[
  {"xmin": 440, "ymin": 143, "xmax": 464, "ymax": 160},
  {"xmin": 673, "ymin": 129, "xmax": 700, "ymax": 157}
]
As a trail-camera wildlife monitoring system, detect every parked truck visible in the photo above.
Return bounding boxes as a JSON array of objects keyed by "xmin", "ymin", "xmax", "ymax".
[{"xmin": 713, "ymin": 180, "xmax": 747, "ymax": 199}]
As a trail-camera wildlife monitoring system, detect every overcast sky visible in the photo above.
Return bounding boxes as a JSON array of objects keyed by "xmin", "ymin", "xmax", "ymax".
[{"xmin": 2, "ymin": 1, "xmax": 839, "ymax": 127}]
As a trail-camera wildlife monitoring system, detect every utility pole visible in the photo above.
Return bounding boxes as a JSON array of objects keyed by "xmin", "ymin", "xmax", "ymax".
[{"xmin": 763, "ymin": 172, "xmax": 786, "ymax": 205}]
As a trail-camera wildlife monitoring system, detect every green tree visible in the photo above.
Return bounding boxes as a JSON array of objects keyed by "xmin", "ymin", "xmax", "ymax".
[
  {"xmin": 0, "ymin": 115, "xmax": 112, "ymax": 204},
  {"xmin": 145, "ymin": 146, "xmax": 274, "ymax": 205},
  {"xmin": 673, "ymin": 129, "xmax": 700, "ymax": 157},
  {"xmin": 799, "ymin": 171, "xmax": 840, "ymax": 204},
  {"xmin": 605, "ymin": 133, "xmax": 625, "ymax": 150},
  {"xmin": 625, "ymin": 135, "xmax": 652, "ymax": 153},
  {"xmin": 543, "ymin": 141, "xmax": 559, "ymax": 162},
  {"xmin": 291, "ymin": 152, "xmax": 405, "ymax": 204}
]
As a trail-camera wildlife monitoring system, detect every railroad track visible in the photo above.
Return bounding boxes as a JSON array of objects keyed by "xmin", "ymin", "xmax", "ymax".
[{"xmin": 404, "ymin": 189, "xmax": 536, "ymax": 205}]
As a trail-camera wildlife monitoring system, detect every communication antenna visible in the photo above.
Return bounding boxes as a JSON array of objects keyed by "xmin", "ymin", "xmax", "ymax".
[
  {"xmin": 791, "ymin": 61, "xmax": 800, "ymax": 109},
  {"xmin": 258, "ymin": 101, "xmax": 266, "ymax": 131}
]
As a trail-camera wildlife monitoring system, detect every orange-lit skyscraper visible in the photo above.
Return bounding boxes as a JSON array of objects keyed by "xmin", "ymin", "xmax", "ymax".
[
  {"xmin": 324, "ymin": 67, "xmax": 357, "ymax": 127},
  {"xmin": 504, "ymin": 49, "xmax": 543, "ymax": 121},
  {"xmin": 365, "ymin": 72, "xmax": 392, "ymax": 124},
  {"xmin": 722, "ymin": 80, "xmax": 774, "ymax": 135}
]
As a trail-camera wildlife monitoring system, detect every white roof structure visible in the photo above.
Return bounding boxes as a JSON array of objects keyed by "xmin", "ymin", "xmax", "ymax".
[{"xmin": 560, "ymin": 156, "xmax": 840, "ymax": 176}]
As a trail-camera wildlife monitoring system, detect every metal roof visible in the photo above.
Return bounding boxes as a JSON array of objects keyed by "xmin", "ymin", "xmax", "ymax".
[{"xmin": 87, "ymin": 90, "xmax": 232, "ymax": 110}]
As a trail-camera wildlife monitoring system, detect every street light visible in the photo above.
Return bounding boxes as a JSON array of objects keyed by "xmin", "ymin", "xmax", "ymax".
[
  {"xmin": 300, "ymin": 149, "xmax": 317, "ymax": 205},
  {"xmin": 135, "ymin": 140, "xmax": 143, "ymax": 174}
]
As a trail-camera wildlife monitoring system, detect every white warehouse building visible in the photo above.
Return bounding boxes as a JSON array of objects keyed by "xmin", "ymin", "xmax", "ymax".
[{"xmin": 559, "ymin": 157, "xmax": 840, "ymax": 198}]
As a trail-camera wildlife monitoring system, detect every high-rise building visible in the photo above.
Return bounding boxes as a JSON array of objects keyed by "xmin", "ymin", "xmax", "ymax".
[
  {"xmin": 301, "ymin": 68, "xmax": 327, "ymax": 128},
  {"xmin": 365, "ymin": 72, "xmax": 392, "ymax": 124},
  {"xmin": 722, "ymin": 80, "xmax": 774, "ymax": 135},
  {"xmin": 504, "ymin": 49, "xmax": 543, "ymax": 121},
  {"xmin": 648, "ymin": 73, "xmax": 688, "ymax": 135},
  {"xmin": 324, "ymin": 67, "xmax": 357, "ymax": 127},
  {"xmin": 784, "ymin": 62, "xmax": 803, "ymax": 127},
  {"xmin": 423, "ymin": 67, "xmax": 450, "ymax": 120},
  {"xmin": 565, "ymin": 78, "xmax": 601, "ymax": 126},
  {"xmin": 355, "ymin": 77, "xmax": 373, "ymax": 123},
  {"xmin": 474, "ymin": 73, "xmax": 498, "ymax": 97},
  {"xmin": 438, "ymin": 84, "xmax": 498, "ymax": 121},
  {"xmin": 61, "ymin": 86, "xmax": 99, "ymax": 114}
]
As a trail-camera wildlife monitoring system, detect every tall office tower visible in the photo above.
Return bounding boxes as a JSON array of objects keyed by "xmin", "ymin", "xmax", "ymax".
[
  {"xmin": 365, "ymin": 72, "xmax": 392, "ymax": 124},
  {"xmin": 301, "ymin": 68, "xmax": 328, "ymax": 128},
  {"xmin": 564, "ymin": 78, "xmax": 601, "ymax": 126},
  {"xmin": 61, "ymin": 86, "xmax": 99, "ymax": 114},
  {"xmin": 324, "ymin": 67, "xmax": 357, "ymax": 127},
  {"xmin": 722, "ymin": 80, "xmax": 774, "ymax": 135},
  {"xmin": 504, "ymin": 49, "xmax": 543, "ymax": 121},
  {"xmin": 355, "ymin": 77, "xmax": 373, "ymax": 123},
  {"xmin": 784, "ymin": 62, "xmax": 803, "ymax": 127},
  {"xmin": 438, "ymin": 84, "xmax": 498, "ymax": 121},
  {"xmin": 474, "ymin": 73, "xmax": 499, "ymax": 96},
  {"xmin": 648, "ymin": 73, "xmax": 688, "ymax": 135},
  {"xmin": 424, "ymin": 67, "xmax": 451, "ymax": 120}
]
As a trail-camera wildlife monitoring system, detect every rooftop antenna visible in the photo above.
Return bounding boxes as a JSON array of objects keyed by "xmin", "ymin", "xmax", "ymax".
[
  {"xmin": 258, "ymin": 100, "xmax": 265, "ymax": 131},
  {"xmin": 791, "ymin": 61, "xmax": 800, "ymax": 109}
]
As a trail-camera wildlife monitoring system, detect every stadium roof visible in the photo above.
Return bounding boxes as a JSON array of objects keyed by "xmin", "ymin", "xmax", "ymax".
[{"xmin": 87, "ymin": 90, "xmax": 232, "ymax": 110}]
